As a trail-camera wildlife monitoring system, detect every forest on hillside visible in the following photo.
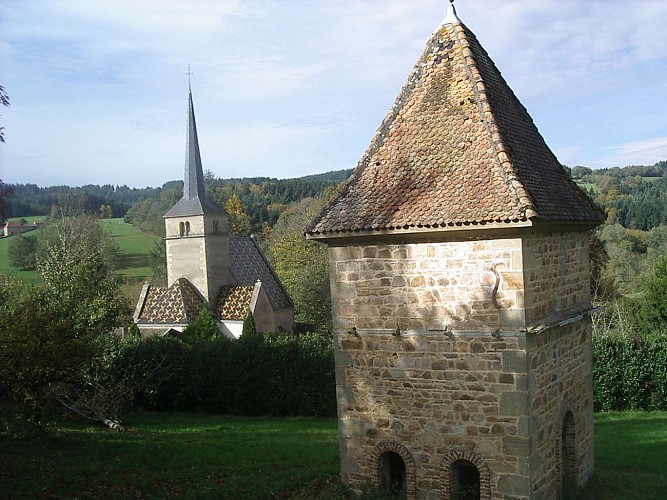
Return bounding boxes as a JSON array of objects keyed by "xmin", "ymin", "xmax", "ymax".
[{"xmin": 3, "ymin": 169, "xmax": 353, "ymax": 232}]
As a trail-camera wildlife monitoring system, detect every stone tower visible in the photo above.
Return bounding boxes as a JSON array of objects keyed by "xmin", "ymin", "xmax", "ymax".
[
  {"xmin": 164, "ymin": 87, "xmax": 233, "ymax": 306},
  {"xmin": 307, "ymin": 3, "xmax": 604, "ymax": 499}
]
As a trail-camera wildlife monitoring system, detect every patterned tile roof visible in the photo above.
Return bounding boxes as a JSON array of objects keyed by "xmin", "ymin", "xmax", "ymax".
[
  {"xmin": 137, "ymin": 278, "xmax": 206, "ymax": 325},
  {"xmin": 307, "ymin": 17, "xmax": 604, "ymax": 237},
  {"xmin": 135, "ymin": 237, "xmax": 292, "ymax": 326},
  {"xmin": 230, "ymin": 237, "xmax": 293, "ymax": 311},
  {"xmin": 216, "ymin": 285, "xmax": 254, "ymax": 321}
]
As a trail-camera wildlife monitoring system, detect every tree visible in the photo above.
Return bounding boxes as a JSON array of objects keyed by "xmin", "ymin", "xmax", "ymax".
[
  {"xmin": 0, "ymin": 85, "xmax": 8, "ymax": 144},
  {"xmin": 8, "ymin": 234, "xmax": 37, "ymax": 270},
  {"xmin": 180, "ymin": 308, "xmax": 222, "ymax": 345},
  {"xmin": 642, "ymin": 254, "xmax": 667, "ymax": 328},
  {"xmin": 0, "ymin": 85, "xmax": 11, "ymax": 219},
  {"xmin": 0, "ymin": 284, "xmax": 101, "ymax": 423},
  {"xmin": 224, "ymin": 193, "xmax": 252, "ymax": 237},
  {"xmin": 149, "ymin": 239, "xmax": 168, "ymax": 286},
  {"xmin": 269, "ymin": 196, "xmax": 333, "ymax": 333},
  {"xmin": 0, "ymin": 216, "xmax": 130, "ymax": 426},
  {"xmin": 36, "ymin": 216, "xmax": 127, "ymax": 337}
]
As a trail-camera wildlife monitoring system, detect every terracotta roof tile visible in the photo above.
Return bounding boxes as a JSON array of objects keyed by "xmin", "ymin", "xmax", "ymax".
[{"xmin": 308, "ymin": 20, "xmax": 604, "ymax": 237}]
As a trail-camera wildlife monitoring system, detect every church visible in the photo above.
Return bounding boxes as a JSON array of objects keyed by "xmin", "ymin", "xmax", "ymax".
[
  {"xmin": 307, "ymin": 2, "xmax": 603, "ymax": 498},
  {"xmin": 133, "ymin": 88, "xmax": 294, "ymax": 338}
]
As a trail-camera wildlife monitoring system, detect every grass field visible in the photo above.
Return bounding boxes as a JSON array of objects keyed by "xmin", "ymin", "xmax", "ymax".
[
  {"xmin": 99, "ymin": 218, "xmax": 160, "ymax": 282},
  {"xmin": 0, "ymin": 412, "xmax": 343, "ymax": 499},
  {"xmin": 0, "ymin": 218, "xmax": 159, "ymax": 292},
  {"xmin": 1, "ymin": 411, "xmax": 665, "ymax": 499}
]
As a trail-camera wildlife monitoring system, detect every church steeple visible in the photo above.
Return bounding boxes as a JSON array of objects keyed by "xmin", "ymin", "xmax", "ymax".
[
  {"xmin": 163, "ymin": 85, "xmax": 231, "ymax": 305},
  {"xmin": 164, "ymin": 86, "xmax": 224, "ymax": 218},
  {"xmin": 184, "ymin": 86, "xmax": 206, "ymax": 201}
]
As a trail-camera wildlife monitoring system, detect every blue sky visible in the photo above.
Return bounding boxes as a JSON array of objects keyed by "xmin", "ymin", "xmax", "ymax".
[{"xmin": 2, "ymin": 0, "xmax": 667, "ymax": 188}]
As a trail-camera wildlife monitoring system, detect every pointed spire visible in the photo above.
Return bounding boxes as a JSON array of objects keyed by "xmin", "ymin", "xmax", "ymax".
[
  {"xmin": 440, "ymin": 0, "xmax": 461, "ymax": 26},
  {"xmin": 183, "ymin": 87, "xmax": 206, "ymax": 201},
  {"xmin": 164, "ymin": 84, "xmax": 225, "ymax": 218}
]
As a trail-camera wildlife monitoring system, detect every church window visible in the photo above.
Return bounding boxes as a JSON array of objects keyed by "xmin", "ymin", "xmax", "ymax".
[
  {"xmin": 179, "ymin": 222, "xmax": 185, "ymax": 237},
  {"xmin": 185, "ymin": 221, "xmax": 190, "ymax": 236},
  {"xmin": 380, "ymin": 451, "xmax": 407, "ymax": 498},
  {"xmin": 450, "ymin": 460, "xmax": 480, "ymax": 500}
]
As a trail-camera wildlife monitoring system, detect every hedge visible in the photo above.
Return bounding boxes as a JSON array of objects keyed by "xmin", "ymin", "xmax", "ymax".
[
  {"xmin": 124, "ymin": 332, "xmax": 337, "ymax": 417},
  {"xmin": 593, "ymin": 330, "xmax": 667, "ymax": 411}
]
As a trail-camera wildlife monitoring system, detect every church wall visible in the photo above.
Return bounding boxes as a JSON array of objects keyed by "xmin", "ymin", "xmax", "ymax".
[
  {"xmin": 166, "ymin": 234, "xmax": 207, "ymax": 296},
  {"xmin": 251, "ymin": 287, "xmax": 277, "ymax": 334},
  {"xmin": 273, "ymin": 308, "xmax": 295, "ymax": 333},
  {"xmin": 165, "ymin": 215, "xmax": 231, "ymax": 305}
]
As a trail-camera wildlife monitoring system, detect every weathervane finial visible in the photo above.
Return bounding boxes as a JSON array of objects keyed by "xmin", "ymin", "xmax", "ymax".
[{"xmin": 441, "ymin": 0, "xmax": 461, "ymax": 26}]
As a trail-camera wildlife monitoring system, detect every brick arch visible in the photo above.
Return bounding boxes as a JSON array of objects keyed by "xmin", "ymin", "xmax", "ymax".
[
  {"xmin": 441, "ymin": 448, "xmax": 491, "ymax": 500},
  {"xmin": 371, "ymin": 441, "xmax": 417, "ymax": 500}
]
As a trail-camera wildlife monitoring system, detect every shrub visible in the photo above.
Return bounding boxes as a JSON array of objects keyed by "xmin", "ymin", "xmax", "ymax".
[
  {"xmin": 593, "ymin": 329, "xmax": 667, "ymax": 411},
  {"xmin": 127, "ymin": 331, "xmax": 336, "ymax": 417}
]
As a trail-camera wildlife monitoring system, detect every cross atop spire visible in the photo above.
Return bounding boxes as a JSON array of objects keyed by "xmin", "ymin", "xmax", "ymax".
[{"xmin": 186, "ymin": 64, "xmax": 194, "ymax": 89}]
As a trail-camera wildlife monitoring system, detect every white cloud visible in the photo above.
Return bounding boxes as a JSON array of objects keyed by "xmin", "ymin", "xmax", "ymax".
[
  {"xmin": 591, "ymin": 136, "xmax": 667, "ymax": 169},
  {"xmin": 2, "ymin": 0, "xmax": 667, "ymax": 186}
]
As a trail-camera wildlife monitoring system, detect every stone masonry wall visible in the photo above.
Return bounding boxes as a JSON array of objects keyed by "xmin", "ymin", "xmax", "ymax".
[
  {"xmin": 165, "ymin": 214, "xmax": 231, "ymax": 304},
  {"xmin": 329, "ymin": 231, "xmax": 594, "ymax": 498},
  {"xmin": 526, "ymin": 321, "xmax": 595, "ymax": 498},
  {"xmin": 522, "ymin": 232, "xmax": 590, "ymax": 325},
  {"xmin": 328, "ymin": 238, "xmax": 525, "ymax": 336},
  {"xmin": 334, "ymin": 330, "xmax": 530, "ymax": 498}
]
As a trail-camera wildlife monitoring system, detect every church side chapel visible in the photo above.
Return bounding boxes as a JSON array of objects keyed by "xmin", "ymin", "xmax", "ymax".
[
  {"xmin": 307, "ymin": 2, "xmax": 604, "ymax": 499},
  {"xmin": 134, "ymin": 87, "xmax": 294, "ymax": 339}
]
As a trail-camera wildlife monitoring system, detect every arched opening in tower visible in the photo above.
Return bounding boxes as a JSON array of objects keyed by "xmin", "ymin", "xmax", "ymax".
[
  {"xmin": 380, "ymin": 451, "xmax": 407, "ymax": 498},
  {"xmin": 450, "ymin": 459, "xmax": 480, "ymax": 500}
]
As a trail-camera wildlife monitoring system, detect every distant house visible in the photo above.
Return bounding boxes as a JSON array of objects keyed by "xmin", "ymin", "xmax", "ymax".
[
  {"xmin": 3, "ymin": 220, "xmax": 43, "ymax": 237},
  {"xmin": 133, "ymin": 88, "xmax": 294, "ymax": 338}
]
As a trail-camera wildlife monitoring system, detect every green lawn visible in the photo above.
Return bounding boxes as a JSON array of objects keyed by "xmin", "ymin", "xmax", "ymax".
[
  {"xmin": 0, "ymin": 412, "xmax": 343, "ymax": 499},
  {"xmin": 578, "ymin": 411, "xmax": 667, "ymax": 499},
  {"xmin": 0, "ymin": 218, "xmax": 159, "ymax": 289},
  {"xmin": 0, "ymin": 217, "xmax": 44, "ymax": 284},
  {"xmin": 99, "ymin": 218, "xmax": 160, "ymax": 282},
  {"xmin": 1, "ymin": 411, "xmax": 665, "ymax": 499}
]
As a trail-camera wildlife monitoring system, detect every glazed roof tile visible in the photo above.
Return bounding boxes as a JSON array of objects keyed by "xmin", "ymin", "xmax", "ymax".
[
  {"xmin": 308, "ymin": 15, "xmax": 604, "ymax": 237},
  {"xmin": 137, "ymin": 278, "xmax": 206, "ymax": 325},
  {"xmin": 230, "ymin": 237, "xmax": 293, "ymax": 311},
  {"xmin": 216, "ymin": 285, "xmax": 254, "ymax": 321},
  {"xmin": 137, "ymin": 237, "xmax": 292, "ymax": 326}
]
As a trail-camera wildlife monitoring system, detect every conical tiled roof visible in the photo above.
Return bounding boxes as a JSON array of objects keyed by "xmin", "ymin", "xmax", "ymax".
[
  {"xmin": 164, "ymin": 87, "xmax": 225, "ymax": 218},
  {"xmin": 307, "ymin": 8, "xmax": 604, "ymax": 237}
]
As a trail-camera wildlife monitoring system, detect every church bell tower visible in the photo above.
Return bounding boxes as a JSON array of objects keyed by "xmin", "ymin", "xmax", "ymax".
[{"xmin": 163, "ymin": 87, "xmax": 232, "ymax": 306}]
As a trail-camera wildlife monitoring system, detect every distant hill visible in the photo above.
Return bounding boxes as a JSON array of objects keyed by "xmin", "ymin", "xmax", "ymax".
[
  {"xmin": 4, "ymin": 169, "xmax": 353, "ymax": 224},
  {"xmin": 569, "ymin": 161, "xmax": 667, "ymax": 230}
]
